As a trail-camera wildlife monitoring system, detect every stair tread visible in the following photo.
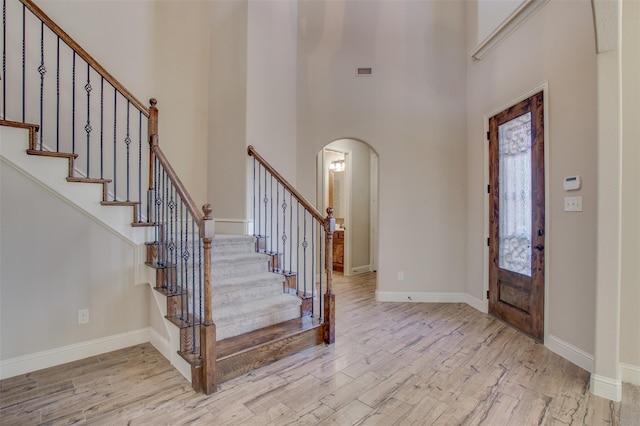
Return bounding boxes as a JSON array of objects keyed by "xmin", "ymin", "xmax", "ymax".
[
  {"xmin": 0, "ymin": 119, "xmax": 40, "ymax": 130},
  {"xmin": 214, "ymin": 294, "xmax": 301, "ymax": 319},
  {"xmin": 212, "ymin": 234, "xmax": 255, "ymax": 245},
  {"xmin": 213, "ymin": 272, "xmax": 284, "ymax": 289},
  {"xmin": 212, "ymin": 253, "xmax": 270, "ymax": 267},
  {"xmin": 67, "ymin": 176, "xmax": 112, "ymax": 184},
  {"xmin": 101, "ymin": 201, "xmax": 141, "ymax": 206},
  {"xmin": 216, "ymin": 316, "xmax": 322, "ymax": 360},
  {"xmin": 26, "ymin": 149, "xmax": 78, "ymax": 159}
]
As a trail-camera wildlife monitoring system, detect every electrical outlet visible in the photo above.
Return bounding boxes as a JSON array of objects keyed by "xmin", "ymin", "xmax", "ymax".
[
  {"xmin": 78, "ymin": 309, "xmax": 89, "ymax": 324},
  {"xmin": 397, "ymin": 271, "xmax": 404, "ymax": 281}
]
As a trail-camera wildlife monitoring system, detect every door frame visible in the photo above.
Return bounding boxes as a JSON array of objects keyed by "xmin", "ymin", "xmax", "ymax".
[{"xmin": 483, "ymin": 82, "xmax": 550, "ymax": 342}]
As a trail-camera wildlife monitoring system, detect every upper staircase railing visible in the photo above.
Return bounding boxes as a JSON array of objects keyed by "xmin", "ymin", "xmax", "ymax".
[
  {"xmin": 248, "ymin": 146, "xmax": 336, "ymax": 344},
  {"xmin": 2, "ymin": 0, "xmax": 151, "ymax": 219},
  {"xmin": 2, "ymin": 0, "xmax": 216, "ymax": 393}
]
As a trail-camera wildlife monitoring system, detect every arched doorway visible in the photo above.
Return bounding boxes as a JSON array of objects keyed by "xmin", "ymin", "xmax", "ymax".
[{"xmin": 316, "ymin": 139, "xmax": 378, "ymax": 279}]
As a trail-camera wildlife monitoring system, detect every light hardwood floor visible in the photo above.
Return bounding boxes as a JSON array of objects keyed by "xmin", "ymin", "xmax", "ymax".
[{"xmin": 0, "ymin": 273, "xmax": 620, "ymax": 425}]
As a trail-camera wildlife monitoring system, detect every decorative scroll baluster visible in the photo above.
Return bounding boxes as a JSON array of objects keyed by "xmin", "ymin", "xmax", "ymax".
[
  {"xmin": 71, "ymin": 52, "xmax": 75, "ymax": 153},
  {"xmin": 112, "ymin": 89, "xmax": 117, "ymax": 197},
  {"xmin": 125, "ymin": 101, "xmax": 131, "ymax": 200},
  {"xmin": 84, "ymin": 63, "xmax": 91, "ymax": 174},
  {"xmin": 38, "ymin": 20, "xmax": 44, "ymax": 149}
]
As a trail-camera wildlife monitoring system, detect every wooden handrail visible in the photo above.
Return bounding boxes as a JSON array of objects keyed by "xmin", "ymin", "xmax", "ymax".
[
  {"xmin": 247, "ymin": 145, "xmax": 327, "ymax": 231},
  {"xmin": 151, "ymin": 136, "xmax": 203, "ymax": 228},
  {"xmin": 20, "ymin": 0, "xmax": 149, "ymax": 117}
]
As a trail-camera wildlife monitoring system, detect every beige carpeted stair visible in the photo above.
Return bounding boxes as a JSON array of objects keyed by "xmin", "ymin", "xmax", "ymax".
[{"xmin": 210, "ymin": 235, "xmax": 301, "ymax": 341}]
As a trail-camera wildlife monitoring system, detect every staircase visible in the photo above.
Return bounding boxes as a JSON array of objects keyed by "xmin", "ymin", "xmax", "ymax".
[
  {"xmin": 211, "ymin": 235, "xmax": 302, "ymax": 341},
  {"xmin": 0, "ymin": 0, "xmax": 335, "ymax": 395}
]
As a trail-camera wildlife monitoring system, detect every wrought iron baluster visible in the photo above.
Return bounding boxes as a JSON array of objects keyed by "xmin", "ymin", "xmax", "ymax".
[
  {"xmin": 263, "ymin": 167, "xmax": 269, "ymax": 248},
  {"xmin": 303, "ymin": 211, "xmax": 308, "ymax": 296},
  {"xmin": 55, "ymin": 36, "xmax": 59, "ymax": 151},
  {"xmin": 38, "ymin": 20, "xmax": 45, "ymax": 149},
  {"xmin": 281, "ymin": 187, "xmax": 287, "ymax": 274},
  {"xmin": 2, "ymin": 0, "xmax": 6, "ymax": 116},
  {"xmin": 191, "ymin": 216, "xmax": 198, "ymax": 354},
  {"xmin": 167, "ymin": 171, "xmax": 173, "ymax": 291},
  {"xmin": 296, "ymin": 201, "xmax": 300, "ymax": 293},
  {"xmin": 253, "ymin": 157, "xmax": 257, "ymax": 237},
  {"xmin": 319, "ymin": 225, "xmax": 323, "ymax": 320},
  {"xmin": 276, "ymin": 181, "xmax": 280, "ymax": 266},
  {"xmin": 125, "ymin": 101, "xmax": 131, "ymax": 201},
  {"xmin": 84, "ymin": 63, "xmax": 91, "ymax": 174},
  {"xmin": 138, "ymin": 112, "xmax": 143, "ymax": 222},
  {"xmin": 71, "ymin": 52, "xmax": 75, "ymax": 153},
  {"xmin": 311, "ymin": 218, "xmax": 315, "ymax": 316},
  {"xmin": 176, "ymin": 184, "xmax": 184, "ymax": 322},
  {"xmin": 21, "ymin": 4, "xmax": 25, "ymax": 121},
  {"xmin": 112, "ymin": 88, "xmax": 117, "ymax": 198},
  {"xmin": 289, "ymin": 192, "xmax": 293, "ymax": 274},
  {"xmin": 100, "ymin": 77, "xmax": 104, "ymax": 178},
  {"xmin": 270, "ymin": 175, "xmax": 274, "ymax": 254},
  {"xmin": 154, "ymin": 156, "xmax": 160, "ymax": 258}
]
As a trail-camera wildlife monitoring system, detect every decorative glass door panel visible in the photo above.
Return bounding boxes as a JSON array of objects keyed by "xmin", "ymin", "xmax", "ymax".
[{"xmin": 498, "ymin": 112, "xmax": 532, "ymax": 276}]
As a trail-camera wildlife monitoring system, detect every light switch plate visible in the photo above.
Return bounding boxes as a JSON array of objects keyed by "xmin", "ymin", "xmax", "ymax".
[{"xmin": 564, "ymin": 196, "xmax": 583, "ymax": 212}]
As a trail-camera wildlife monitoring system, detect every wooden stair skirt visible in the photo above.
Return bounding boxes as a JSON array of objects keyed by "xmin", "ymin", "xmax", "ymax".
[{"xmin": 192, "ymin": 317, "xmax": 324, "ymax": 391}]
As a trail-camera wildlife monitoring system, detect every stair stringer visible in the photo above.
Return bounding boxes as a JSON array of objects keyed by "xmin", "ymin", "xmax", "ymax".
[
  {"xmin": 0, "ymin": 125, "xmax": 151, "ymax": 245},
  {"xmin": 147, "ymin": 282, "xmax": 192, "ymax": 383}
]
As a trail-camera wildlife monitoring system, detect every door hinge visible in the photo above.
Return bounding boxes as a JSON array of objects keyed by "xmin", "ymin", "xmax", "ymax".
[
  {"xmin": 487, "ymin": 184, "xmax": 490, "ymax": 193},
  {"xmin": 486, "ymin": 131, "xmax": 490, "ymax": 140},
  {"xmin": 486, "ymin": 290, "xmax": 490, "ymax": 299},
  {"xmin": 487, "ymin": 237, "xmax": 490, "ymax": 246}
]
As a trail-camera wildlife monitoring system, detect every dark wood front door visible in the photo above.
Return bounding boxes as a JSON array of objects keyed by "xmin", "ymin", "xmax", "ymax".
[{"xmin": 488, "ymin": 91, "xmax": 545, "ymax": 341}]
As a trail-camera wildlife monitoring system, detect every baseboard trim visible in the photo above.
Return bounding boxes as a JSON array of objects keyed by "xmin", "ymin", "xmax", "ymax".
[
  {"xmin": 590, "ymin": 373, "xmax": 622, "ymax": 402},
  {"xmin": 148, "ymin": 327, "xmax": 171, "ymax": 361},
  {"xmin": 375, "ymin": 291, "xmax": 467, "ymax": 303},
  {"xmin": 621, "ymin": 362, "xmax": 640, "ymax": 386},
  {"xmin": 350, "ymin": 265, "xmax": 372, "ymax": 275},
  {"xmin": 0, "ymin": 328, "xmax": 151, "ymax": 380},
  {"xmin": 465, "ymin": 293, "xmax": 488, "ymax": 313},
  {"xmin": 546, "ymin": 334, "xmax": 594, "ymax": 373}
]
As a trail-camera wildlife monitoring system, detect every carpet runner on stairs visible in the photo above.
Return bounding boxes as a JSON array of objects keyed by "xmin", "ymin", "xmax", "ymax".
[{"xmin": 210, "ymin": 234, "xmax": 301, "ymax": 341}]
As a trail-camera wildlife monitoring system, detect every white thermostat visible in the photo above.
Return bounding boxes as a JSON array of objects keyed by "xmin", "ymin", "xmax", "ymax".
[{"xmin": 564, "ymin": 176, "xmax": 581, "ymax": 191}]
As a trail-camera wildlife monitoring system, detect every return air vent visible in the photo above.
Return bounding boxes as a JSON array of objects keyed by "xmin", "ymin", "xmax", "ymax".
[{"xmin": 356, "ymin": 67, "xmax": 373, "ymax": 76}]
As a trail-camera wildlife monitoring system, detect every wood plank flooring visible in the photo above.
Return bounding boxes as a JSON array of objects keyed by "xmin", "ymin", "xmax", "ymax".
[{"xmin": 0, "ymin": 272, "xmax": 620, "ymax": 425}]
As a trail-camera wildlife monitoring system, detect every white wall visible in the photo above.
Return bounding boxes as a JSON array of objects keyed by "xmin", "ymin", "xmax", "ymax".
[
  {"xmin": 620, "ymin": 0, "xmax": 640, "ymax": 379},
  {"xmin": 466, "ymin": 0, "xmax": 598, "ymax": 355},
  {"xmin": 0, "ymin": 161, "xmax": 149, "ymax": 360},
  {"xmin": 208, "ymin": 0, "xmax": 299, "ymax": 230},
  {"xmin": 475, "ymin": 0, "xmax": 524, "ymax": 44},
  {"xmin": 207, "ymin": 0, "xmax": 248, "ymax": 223},
  {"xmin": 297, "ymin": 0, "xmax": 468, "ymax": 295},
  {"xmin": 153, "ymin": 1, "xmax": 211, "ymax": 209}
]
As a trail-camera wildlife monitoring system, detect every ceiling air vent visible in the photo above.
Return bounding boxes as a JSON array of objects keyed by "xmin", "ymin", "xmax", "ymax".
[{"xmin": 356, "ymin": 67, "xmax": 373, "ymax": 76}]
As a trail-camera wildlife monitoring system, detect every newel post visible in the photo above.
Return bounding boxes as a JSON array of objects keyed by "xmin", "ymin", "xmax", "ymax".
[
  {"xmin": 200, "ymin": 204, "xmax": 217, "ymax": 394},
  {"xmin": 324, "ymin": 207, "xmax": 336, "ymax": 344},
  {"xmin": 147, "ymin": 98, "xmax": 158, "ymax": 222}
]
